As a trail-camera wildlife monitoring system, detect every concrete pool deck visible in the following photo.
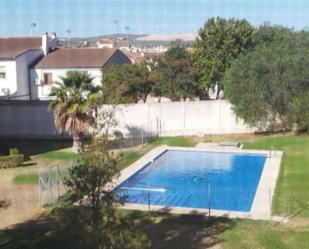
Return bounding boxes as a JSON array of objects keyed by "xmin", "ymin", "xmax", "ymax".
[{"xmin": 115, "ymin": 144, "xmax": 283, "ymax": 221}]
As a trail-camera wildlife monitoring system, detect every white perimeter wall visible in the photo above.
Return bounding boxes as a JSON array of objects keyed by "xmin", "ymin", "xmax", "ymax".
[
  {"xmin": 0, "ymin": 100, "xmax": 256, "ymax": 138},
  {"xmin": 113, "ymin": 100, "xmax": 256, "ymax": 136}
]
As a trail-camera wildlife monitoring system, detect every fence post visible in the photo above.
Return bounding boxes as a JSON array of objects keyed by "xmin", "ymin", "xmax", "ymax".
[
  {"xmin": 38, "ymin": 171, "xmax": 41, "ymax": 207},
  {"xmin": 142, "ymin": 127, "xmax": 144, "ymax": 145},
  {"xmin": 130, "ymin": 127, "xmax": 133, "ymax": 147},
  {"xmin": 289, "ymin": 190, "xmax": 292, "ymax": 216},
  {"xmin": 208, "ymin": 183, "xmax": 211, "ymax": 217},
  {"xmin": 57, "ymin": 165, "xmax": 60, "ymax": 200},
  {"xmin": 269, "ymin": 187, "xmax": 272, "ymax": 220},
  {"xmin": 49, "ymin": 166, "xmax": 52, "ymax": 203},
  {"xmin": 147, "ymin": 180, "xmax": 151, "ymax": 213}
]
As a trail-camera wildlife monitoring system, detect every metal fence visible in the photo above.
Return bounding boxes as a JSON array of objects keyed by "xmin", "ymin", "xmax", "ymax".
[
  {"xmin": 107, "ymin": 123, "xmax": 161, "ymax": 150},
  {"xmin": 116, "ymin": 183, "xmax": 309, "ymax": 220},
  {"xmin": 38, "ymin": 164, "xmax": 69, "ymax": 207}
]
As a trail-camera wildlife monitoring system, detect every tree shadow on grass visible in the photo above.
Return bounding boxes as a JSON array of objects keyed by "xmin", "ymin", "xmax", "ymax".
[
  {"xmin": 0, "ymin": 208, "xmax": 88, "ymax": 249},
  {"xmin": 0, "ymin": 215, "xmax": 54, "ymax": 249},
  {"xmin": 1, "ymin": 208, "xmax": 237, "ymax": 249},
  {"xmin": 125, "ymin": 210, "xmax": 236, "ymax": 249},
  {"xmin": 0, "ymin": 139, "xmax": 73, "ymax": 161}
]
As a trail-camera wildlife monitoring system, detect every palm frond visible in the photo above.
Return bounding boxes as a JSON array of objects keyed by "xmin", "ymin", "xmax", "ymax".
[{"xmin": 49, "ymin": 70, "xmax": 102, "ymax": 136}]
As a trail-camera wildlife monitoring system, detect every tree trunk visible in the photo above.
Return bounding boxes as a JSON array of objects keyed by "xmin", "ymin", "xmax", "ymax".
[{"xmin": 72, "ymin": 134, "xmax": 83, "ymax": 153}]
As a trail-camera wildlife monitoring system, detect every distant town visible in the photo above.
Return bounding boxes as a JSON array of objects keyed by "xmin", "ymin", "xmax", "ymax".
[{"xmin": 60, "ymin": 33, "xmax": 195, "ymax": 56}]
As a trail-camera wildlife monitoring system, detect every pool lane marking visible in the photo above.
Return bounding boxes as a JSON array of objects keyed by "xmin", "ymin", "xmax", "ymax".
[{"xmin": 120, "ymin": 187, "xmax": 166, "ymax": 192}]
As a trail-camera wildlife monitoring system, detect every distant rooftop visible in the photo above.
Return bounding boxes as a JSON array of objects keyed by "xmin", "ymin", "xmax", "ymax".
[
  {"xmin": 0, "ymin": 37, "xmax": 42, "ymax": 59},
  {"xmin": 99, "ymin": 38, "xmax": 114, "ymax": 44},
  {"xmin": 35, "ymin": 48, "xmax": 125, "ymax": 69}
]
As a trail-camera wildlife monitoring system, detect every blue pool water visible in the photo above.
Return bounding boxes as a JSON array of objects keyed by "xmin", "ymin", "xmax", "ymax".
[{"xmin": 115, "ymin": 150, "xmax": 267, "ymax": 212}]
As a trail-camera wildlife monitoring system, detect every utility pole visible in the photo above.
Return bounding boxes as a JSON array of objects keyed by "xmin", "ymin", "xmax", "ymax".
[
  {"xmin": 125, "ymin": 26, "xmax": 131, "ymax": 48},
  {"xmin": 66, "ymin": 29, "xmax": 71, "ymax": 48},
  {"xmin": 30, "ymin": 23, "xmax": 37, "ymax": 36}
]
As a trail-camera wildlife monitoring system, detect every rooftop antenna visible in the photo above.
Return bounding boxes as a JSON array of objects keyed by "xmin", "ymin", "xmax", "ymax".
[
  {"xmin": 30, "ymin": 23, "xmax": 37, "ymax": 36},
  {"xmin": 125, "ymin": 26, "xmax": 131, "ymax": 47},
  {"xmin": 111, "ymin": 19, "xmax": 119, "ymax": 34}
]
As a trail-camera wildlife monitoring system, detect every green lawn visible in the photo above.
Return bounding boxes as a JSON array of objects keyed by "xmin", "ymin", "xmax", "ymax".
[
  {"xmin": 118, "ymin": 151, "xmax": 144, "ymax": 171},
  {"xmin": 13, "ymin": 174, "xmax": 39, "ymax": 184},
  {"xmin": 147, "ymin": 136, "xmax": 196, "ymax": 148},
  {"xmin": 3, "ymin": 134, "xmax": 309, "ymax": 249},
  {"xmin": 34, "ymin": 150, "xmax": 80, "ymax": 161},
  {"xmin": 12, "ymin": 136, "xmax": 195, "ymax": 185},
  {"xmin": 242, "ymin": 135, "xmax": 309, "ymax": 217},
  {"xmin": 11, "ymin": 150, "xmax": 77, "ymax": 185},
  {"xmin": 220, "ymin": 219, "xmax": 309, "ymax": 249},
  {"xmin": 2, "ymin": 209, "xmax": 309, "ymax": 249},
  {"xmin": 127, "ymin": 211, "xmax": 309, "ymax": 249},
  {"xmin": 13, "ymin": 169, "xmax": 70, "ymax": 185}
]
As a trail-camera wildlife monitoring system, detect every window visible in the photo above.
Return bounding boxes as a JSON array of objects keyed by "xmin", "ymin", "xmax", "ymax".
[
  {"xmin": 43, "ymin": 73, "xmax": 53, "ymax": 85},
  {"xmin": 0, "ymin": 66, "xmax": 6, "ymax": 79}
]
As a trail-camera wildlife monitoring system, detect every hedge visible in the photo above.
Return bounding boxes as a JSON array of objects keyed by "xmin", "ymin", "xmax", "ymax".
[{"xmin": 0, "ymin": 148, "xmax": 24, "ymax": 168}]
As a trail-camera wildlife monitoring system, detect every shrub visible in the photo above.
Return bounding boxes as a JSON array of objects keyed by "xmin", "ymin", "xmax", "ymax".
[
  {"xmin": 222, "ymin": 27, "xmax": 309, "ymax": 130},
  {"xmin": 0, "ymin": 149, "xmax": 24, "ymax": 168},
  {"xmin": 9, "ymin": 148, "xmax": 20, "ymax": 155}
]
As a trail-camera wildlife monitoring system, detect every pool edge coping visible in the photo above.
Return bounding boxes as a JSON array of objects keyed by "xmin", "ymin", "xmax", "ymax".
[{"xmin": 114, "ymin": 145, "xmax": 283, "ymax": 221}]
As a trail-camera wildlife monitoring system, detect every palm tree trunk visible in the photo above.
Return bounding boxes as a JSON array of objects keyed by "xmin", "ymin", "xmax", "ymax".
[{"xmin": 72, "ymin": 134, "xmax": 83, "ymax": 153}]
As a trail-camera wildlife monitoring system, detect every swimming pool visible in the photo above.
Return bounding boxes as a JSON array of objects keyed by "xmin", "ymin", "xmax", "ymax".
[{"xmin": 115, "ymin": 149, "xmax": 267, "ymax": 212}]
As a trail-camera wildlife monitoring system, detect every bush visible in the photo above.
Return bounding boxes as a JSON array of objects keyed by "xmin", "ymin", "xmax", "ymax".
[
  {"xmin": 222, "ymin": 27, "xmax": 309, "ymax": 130},
  {"xmin": 9, "ymin": 148, "xmax": 20, "ymax": 155},
  {"xmin": 0, "ymin": 149, "xmax": 24, "ymax": 168}
]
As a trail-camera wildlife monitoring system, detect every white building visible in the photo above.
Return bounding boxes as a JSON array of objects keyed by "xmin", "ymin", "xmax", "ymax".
[
  {"xmin": 0, "ymin": 33, "xmax": 58, "ymax": 100},
  {"xmin": 33, "ymin": 48, "xmax": 132, "ymax": 100},
  {"xmin": 97, "ymin": 38, "xmax": 114, "ymax": 49}
]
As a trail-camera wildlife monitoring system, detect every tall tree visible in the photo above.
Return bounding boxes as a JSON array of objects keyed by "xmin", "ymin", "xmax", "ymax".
[
  {"xmin": 65, "ymin": 139, "xmax": 149, "ymax": 249},
  {"xmin": 151, "ymin": 43, "xmax": 200, "ymax": 101},
  {"xmin": 102, "ymin": 62, "xmax": 154, "ymax": 104},
  {"xmin": 222, "ymin": 27, "xmax": 309, "ymax": 131},
  {"xmin": 192, "ymin": 17, "xmax": 255, "ymax": 97},
  {"xmin": 50, "ymin": 71, "xmax": 100, "ymax": 152}
]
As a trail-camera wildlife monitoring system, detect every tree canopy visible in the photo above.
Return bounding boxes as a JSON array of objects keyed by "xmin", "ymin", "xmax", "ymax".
[
  {"xmin": 192, "ymin": 17, "xmax": 255, "ymax": 96},
  {"xmin": 151, "ymin": 43, "xmax": 200, "ymax": 101},
  {"xmin": 222, "ymin": 27, "xmax": 309, "ymax": 131},
  {"xmin": 102, "ymin": 62, "xmax": 154, "ymax": 104},
  {"xmin": 63, "ymin": 139, "xmax": 149, "ymax": 249}
]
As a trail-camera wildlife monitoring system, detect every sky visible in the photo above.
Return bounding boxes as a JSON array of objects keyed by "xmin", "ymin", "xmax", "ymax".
[{"xmin": 0, "ymin": 0, "xmax": 308, "ymax": 37}]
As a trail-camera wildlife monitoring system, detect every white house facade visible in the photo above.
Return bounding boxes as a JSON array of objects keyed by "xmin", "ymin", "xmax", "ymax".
[
  {"xmin": 0, "ymin": 34, "xmax": 132, "ymax": 101},
  {"xmin": 33, "ymin": 68, "xmax": 103, "ymax": 100},
  {"xmin": 0, "ymin": 34, "xmax": 58, "ymax": 100},
  {"xmin": 33, "ymin": 48, "xmax": 132, "ymax": 100}
]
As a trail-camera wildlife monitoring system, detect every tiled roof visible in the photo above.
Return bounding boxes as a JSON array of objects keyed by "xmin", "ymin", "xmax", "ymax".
[
  {"xmin": 0, "ymin": 37, "xmax": 42, "ymax": 59},
  {"xmin": 35, "ymin": 48, "xmax": 119, "ymax": 69}
]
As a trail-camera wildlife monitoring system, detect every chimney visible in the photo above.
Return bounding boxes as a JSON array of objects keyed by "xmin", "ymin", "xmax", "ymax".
[
  {"xmin": 51, "ymin": 32, "xmax": 57, "ymax": 40},
  {"xmin": 42, "ymin": 32, "xmax": 48, "ymax": 55}
]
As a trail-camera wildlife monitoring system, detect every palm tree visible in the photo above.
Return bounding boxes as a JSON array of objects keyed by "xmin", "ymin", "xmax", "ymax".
[{"xmin": 49, "ymin": 71, "xmax": 100, "ymax": 152}]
